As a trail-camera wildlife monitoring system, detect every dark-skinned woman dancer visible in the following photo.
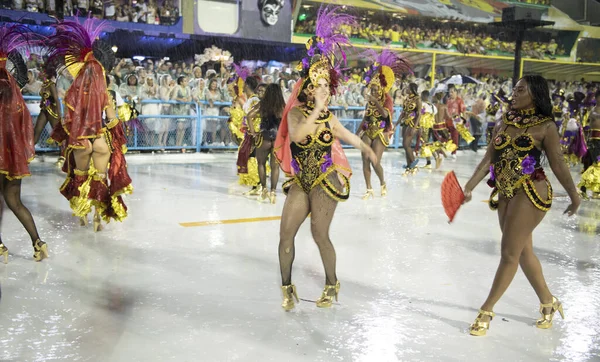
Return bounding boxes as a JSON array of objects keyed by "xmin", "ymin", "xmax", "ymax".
[
  {"xmin": 395, "ymin": 82, "xmax": 421, "ymax": 175},
  {"xmin": 358, "ymin": 49, "xmax": 409, "ymax": 199},
  {"xmin": 274, "ymin": 7, "xmax": 377, "ymax": 311},
  {"xmin": 462, "ymin": 75, "xmax": 580, "ymax": 336}
]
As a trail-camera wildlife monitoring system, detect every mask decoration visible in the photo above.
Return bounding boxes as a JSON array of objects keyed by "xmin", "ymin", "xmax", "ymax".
[{"xmin": 260, "ymin": 0, "xmax": 285, "ymax": 26}]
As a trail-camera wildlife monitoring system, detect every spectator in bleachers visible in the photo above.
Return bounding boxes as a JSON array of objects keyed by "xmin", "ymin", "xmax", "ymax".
[{"xmin": 172, "ymin": 75, "xmax": 191, "ymax": 147}]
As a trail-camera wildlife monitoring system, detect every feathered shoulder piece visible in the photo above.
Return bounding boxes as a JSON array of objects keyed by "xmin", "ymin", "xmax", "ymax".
[
  {"xmin": 297, "ymin": 6, "xmax": 356, "ymax": 94},
  {"xmin": 0, "ymin": 24, "xmax": 43, "ymax": 88},
  {"xmin": 48, "ymin": 17, "xmax": 114, "ymax": 78},
  {"xmin": 363, "ymin": 49, "xmax": 410, "ymax": 93}
]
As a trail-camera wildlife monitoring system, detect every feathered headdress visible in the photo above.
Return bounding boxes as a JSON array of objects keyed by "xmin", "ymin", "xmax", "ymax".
[
  {"xmin": 487, "ymin": 89, "xmax": 508, "ymax": 116},
  {"xmin": 47, "ymin": 17, "xmax": 114, "ymax": 78},
  {"xmin": 363, "ymin": 49, "xmax": 410, "ymax": 94},
  {"xmin": 0, "ymin": 24, "xmax": 40, "ymax": 88},
  {"xmin": 228, "ymin": 63, "xmax": 251, "ymax": 98},
  {"xmin": 296, "ymin": 6, "xmax": 356, "ymax": 94}
]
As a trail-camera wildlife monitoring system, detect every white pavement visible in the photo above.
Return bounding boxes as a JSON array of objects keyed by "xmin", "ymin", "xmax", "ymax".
[{"xmin": 0, "ymin": 150, "xmax": 598, "ymax": 362}]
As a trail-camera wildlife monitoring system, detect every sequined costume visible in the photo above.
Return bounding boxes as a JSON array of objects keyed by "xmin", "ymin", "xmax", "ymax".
[
  {"xmin": 0, "ymin": 52, "xmax": 35, "ymax": 180},
  {"xmin": 401, "ymin": 94, "xmax": 420, "ymax": 128},
  {"xmin": 362, "ymin": 101, "xmax": 392, "ymax": 147},
  {"xmin": 281, "ymin": 106, "xmax": 350, "ymax": 201},
  {"xmin": 236, "ymin": 95, "xmax": 264, "ymax": 187},
  {"xmin": 49, "ymin": 19, "xmax": 133, "ymax": 223},
  {"xmin": 579, "ymin": 128, "xmax": 600, "ymax": 195},
  {"xmin": 39, "ymin": 79, "xmax": 60, "ymax": 121},
  {"xmin": 431, "ymin": 105, "xmax": 457, "ymax": 154},
  {"xmin": 487, "ymin": 110, "xmax": 553, "ymax": 212},
  {"xmin": 416, "ymin": 101, "xmax": 436, "ymax": 158},
  {"xmin": 559, "ymin": 118, "xmax": 587, "ymax": 167}
]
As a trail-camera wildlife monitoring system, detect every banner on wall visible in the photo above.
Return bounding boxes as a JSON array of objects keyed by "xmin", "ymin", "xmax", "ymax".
[{"xmin": 187, "ymin": 0, "xmax": 293, "ymax": 43}]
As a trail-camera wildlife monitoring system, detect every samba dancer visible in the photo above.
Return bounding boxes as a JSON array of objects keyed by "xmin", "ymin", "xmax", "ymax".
[
  {"xmin": 463, "ymin": 75, "xmax": 580, "ymax": 336},
  {"xmin": 49, "ymin": 18, "xmax": 133, "ymax": 232},
  {"xmin": 0, "ymin": 25, "xmax": 48, "ymax": 263},
  {"xmin": 275, "ymin": 6, "xmax": 377, "ymax": 311},
  {"xmin": 358, "ymin": 49, "xmax": 409, "ymax": 199}
]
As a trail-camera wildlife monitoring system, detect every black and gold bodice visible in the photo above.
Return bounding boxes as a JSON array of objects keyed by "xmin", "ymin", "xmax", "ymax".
[
  {"xmin": 39, "ymin": 79, "xmax": 59, "ymax": 119},
  {"xmin": 488, "ymin": 110, "xmax": 554, "ymax": 212},
  {"xmin": 283, "ymin": 116, "xmax": 349, "ymax": 201},
  {"xmin": 402, "ymin": 94, "xmax": 419, "ymax": 128},
  {"xmin": 363, "ymin": 102, "xmax": 391, "ymax": 146}
]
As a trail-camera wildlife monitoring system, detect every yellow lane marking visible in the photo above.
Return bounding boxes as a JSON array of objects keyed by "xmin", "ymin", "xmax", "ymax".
[{"xmin": 179, "ymin": 216, "xmax": 282, "ymax": 227}]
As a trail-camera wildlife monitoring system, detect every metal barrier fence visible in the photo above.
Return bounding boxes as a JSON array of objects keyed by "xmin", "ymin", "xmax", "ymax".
[{"xmin": 24, "ymin": 96, "xmax": 483, "ymax": 153}]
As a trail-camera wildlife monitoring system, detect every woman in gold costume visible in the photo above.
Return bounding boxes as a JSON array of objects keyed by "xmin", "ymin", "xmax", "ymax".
[
  {"xmin": 274, "ymin": 7, "xmax": 376, "ymax": 311},
  {"xmin": 462, "ymin": 75, "xmax": 580, "ymax": 336},
  {"xmin": 579, "ymin": 91, "xmax": 600, "ymax": 199},
  {"xmin": 395, "ymin": 82, "xmax": 421, "ymax": 174},
  {"xmin": 358, "ymin": 49, "xmax": 409, "ymax": 199}
]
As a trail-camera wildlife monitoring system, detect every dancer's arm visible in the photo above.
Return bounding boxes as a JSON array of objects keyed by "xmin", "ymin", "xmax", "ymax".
[
  {"xmin": 50, "ymin": 82, "xmax": 62, "ymax": 120},
  {"xmin": 246, "ymin": 106, "xmax": 259, "ymax": 136},
  {"xmin": 543, "ymin": 121, "xmax": 581, "ymax": 216},
  {"xmin": 463, "ymin": 123, "xmax": 499, "ymax": 202},
  {"xmin": 414, "ymin": 98, "xmax": 422, "ymax": 127},
  {"xmin": 331, "ymin": 115, "xmax": 377, "ymax": 164}
]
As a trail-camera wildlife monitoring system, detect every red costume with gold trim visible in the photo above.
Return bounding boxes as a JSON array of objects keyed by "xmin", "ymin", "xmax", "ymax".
[{"xmin": 49, "ymin": 18, "xmax": 132, "ymax": 222}]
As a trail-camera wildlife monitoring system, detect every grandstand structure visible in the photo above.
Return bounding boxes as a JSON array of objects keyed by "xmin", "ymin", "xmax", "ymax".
[{"xmin": 293, "ymin": 0, "xmax": 600, "ymax": 82}]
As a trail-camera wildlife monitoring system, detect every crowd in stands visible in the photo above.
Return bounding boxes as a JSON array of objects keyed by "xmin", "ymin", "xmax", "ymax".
[
  {"xmin": 0, "ymin": 0, "xmax": 180, "ymax": 25},
  {"xmin": 295, "ymin": 14, "xmax": 565, "ymax": 59},
  {"xmin": 20, "ymin": 53, "xmax": 598, "ymax": 150}
]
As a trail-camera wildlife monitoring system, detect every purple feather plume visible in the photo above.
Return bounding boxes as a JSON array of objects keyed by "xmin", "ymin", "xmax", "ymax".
[
  {"xmin": 47, "ymin": 16, "xmax": 111, "ymax": 69},
  {"xmin": 0, "ymin": 24, "xmax": 43, "ymax": 58},
  {"xmin": 232, "ymin": 63, "xmax": 251, "ymax": 82},
  {"xmin": 363, "ymin": 48, "xmax": 411, "ymax": 82},
  {"xmin": 314, "ymin": 6, "xmax": 356, "ymax": 62}
]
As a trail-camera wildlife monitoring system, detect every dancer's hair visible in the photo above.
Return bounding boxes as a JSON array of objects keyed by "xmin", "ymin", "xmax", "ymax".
[
  {"xmin": 421, "ymin": 90, "xmax": 430, "ymax": 99},
  {"xmin": 408, "ymin": 82, "xmax": 418, "ymax": 95},
  {"xmin": 521, "ymin": 75, "xmax": 552, "ymax": 117},
  {"xmin": 259, "ymin": 84, "xmax": 285, "ymax": 130},
  {"xmin": 245, "ymin": 76, "xmax": 259, "ymax": 92}
]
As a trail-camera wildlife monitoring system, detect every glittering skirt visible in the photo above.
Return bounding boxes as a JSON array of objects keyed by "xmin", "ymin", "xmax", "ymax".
[{"xmin": 54, "ymin": 120, "xmax": 133, "ymax": 222}]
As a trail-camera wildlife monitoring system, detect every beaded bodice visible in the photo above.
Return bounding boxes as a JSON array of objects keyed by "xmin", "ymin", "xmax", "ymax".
[
  {"xmin": 290, "ymin": 123, "xmax": 335, "ymax": 194},
  {"xmin": 403, "ymin": 94, "xmax": 419, "ymax": 120},
  {"xmin": 364, "ymin": 102, "xmax": 388, "ymax": 138},
  {"xmin": 491, "ymin": 110, "xmax": 551, "ymax": 198}
]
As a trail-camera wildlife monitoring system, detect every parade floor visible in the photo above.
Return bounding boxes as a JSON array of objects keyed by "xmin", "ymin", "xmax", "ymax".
[{"xmin": 0, "ymin": 151, "xmax": 599, "ymax": 362}]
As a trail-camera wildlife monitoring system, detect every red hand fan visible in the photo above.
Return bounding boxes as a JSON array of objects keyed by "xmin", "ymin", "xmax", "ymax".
[{"xmin": 441, "ymin": 171, "xmax": 464, "ymax": 223}]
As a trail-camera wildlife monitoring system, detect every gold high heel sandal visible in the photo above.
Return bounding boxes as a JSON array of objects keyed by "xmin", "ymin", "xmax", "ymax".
[
  {"xmin": 80, "ymin": 216, "xmax": 88, "ymax": 226},
  {"xmin": 536, "ymin": 296, "xmax": 564, "ymax": 329},
  {"xmin": 381, "ymin": 184, "xmax": 387, "ymax": 197},
  {"xmin": 281, "ymin": 284, "xmax": 299, "ymax": 311},
  {"xmin": 362, "ymin": 189, "xmax": 374, "ymax": 200},
  {"xmin": 259, "ymin": 188, "xmax": 269, "ymax": 202},
  {"xmin": 33, "ymin": 239, "xmax": 49, "ymax": 262},
  {"xmin": 0, "ymin": 243, "xmax": 8, "ymax": 264},
  {"xmin": 316, "ymin": 281, "xmax": 340, "ymax": 308},
  {"xmin": 469, "ymin": 309, "xmax": 495, "ymax": 336},
  {"xmin": 93, "ymin": 213, "xmax": 103, "ymax": 232},
  {"xmin": 269, "ymin": 191, "xmax": 276, "ymax": 204}
]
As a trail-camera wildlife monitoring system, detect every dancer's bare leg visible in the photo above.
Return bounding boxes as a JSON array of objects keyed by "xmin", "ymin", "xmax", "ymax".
[{"xmin": 279, "ymin": 185, "xmax": 310, "ymax": 285}]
